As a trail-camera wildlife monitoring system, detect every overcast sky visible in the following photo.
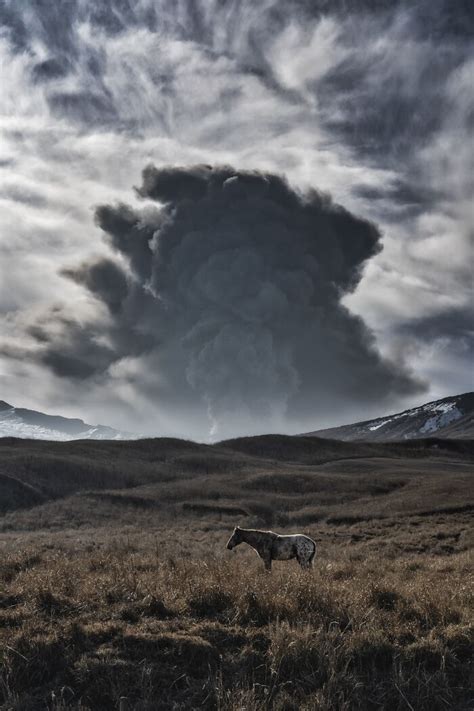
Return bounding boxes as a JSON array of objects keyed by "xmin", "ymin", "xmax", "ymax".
[{"xmin": 0, "ymin": 0, "xmax": 472, "ymax": 439}]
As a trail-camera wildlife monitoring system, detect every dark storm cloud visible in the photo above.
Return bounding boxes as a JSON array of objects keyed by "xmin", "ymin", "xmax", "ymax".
[
  {"xmin": 390, "ymin": 307, "xmax": 474, "ymax": 399},
  {"xmin": 31, "ymin": 56, "xmax": 72, "ymax": 82},
  {"xmin": 4, "ymin": 0, "xmax": 467, "ymax": 149},
  {"xmin": 28, "ymin": 165, "xmax": 424, "ymax": 436},
  {"xmin": 352, "ymin": 180, "xmax": 440, "ymax": 222},
  {"xmin": 61, "ymin": 258, "xmax": 129, "ymax": 314},
  {"xmin": 1, "ymin": 0, "xmax": 470, "ymax": 434},
  {"xmin": 353, "ymin": 180, "xmax": 434, "ymax": 208},
  {"xmin": 94, "ymin": 204, "xmax": 158, "ymax": 280},
  {"xmin": 8, "ymin": 313, "xmax": 117, "ymax": 380},
  {"xmin": 396, "ymin": 307, "xmax": 474, "ymax": 349},
  {"xmin": 316, "ymin": 0, "xmax": 473, "ymax": 173},
  {"xmin": 3, "ymin": 0, "xmax": 469, "ymax": 179},
  {"xmin": 135, "ymin": 164, "xmax": 383, "ymax": 294},
  {"xmin": 23, "ymin": 300, "xmax": 154, "ymax": 381},
  {"xmin": 136, "ymin": 165, "xmax": 213, "ymax": 203}
]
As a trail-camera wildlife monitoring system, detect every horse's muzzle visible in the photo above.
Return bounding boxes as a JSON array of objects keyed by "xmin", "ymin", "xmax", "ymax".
[{"xmin": 226, "ymin": 543, "xmax": 233, "ymax": 550}]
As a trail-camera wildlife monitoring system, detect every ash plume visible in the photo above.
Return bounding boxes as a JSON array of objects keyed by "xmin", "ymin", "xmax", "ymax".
[{"xmin": 27, "ymin": 164, "xmax": 423, "ymax": 438}]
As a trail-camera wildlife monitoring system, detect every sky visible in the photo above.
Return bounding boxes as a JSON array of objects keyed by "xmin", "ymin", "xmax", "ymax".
[{"xmin": 0, "ymin": 0, "xmax": 472, "ymax": 440}]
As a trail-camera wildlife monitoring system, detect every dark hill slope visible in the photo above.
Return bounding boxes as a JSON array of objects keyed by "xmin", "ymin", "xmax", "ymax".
[
  {"xmin": 0, "ymin": 435, "xmax": 472, "ymax": 530},
  {"xmin": 217, "ymin": 432, "xmax": 473, "ymax": 462}
]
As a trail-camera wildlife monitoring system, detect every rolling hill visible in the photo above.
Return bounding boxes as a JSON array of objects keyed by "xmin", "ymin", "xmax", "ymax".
[
  {"xmin": 0, "ymin": 433, "xmax": 472, "ymax": 534},
  {"xmin": 1, "ymin": 428, "xmax": 472, "ymax": 711}
]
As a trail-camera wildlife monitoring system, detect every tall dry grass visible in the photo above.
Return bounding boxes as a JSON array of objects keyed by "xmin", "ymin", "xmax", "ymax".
[
  {"xmin": 1, "ymin": 545, "xmax": 472, "ymax": 710},
  {"xmin": 1, "ymin": 434, "xmax": 472, "ymax": 708}
]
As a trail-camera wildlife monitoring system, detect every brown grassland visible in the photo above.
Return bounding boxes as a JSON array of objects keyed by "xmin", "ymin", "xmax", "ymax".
[{"xmin": 0, "ymin": 434, "xmax": 472, "ymax": 710}]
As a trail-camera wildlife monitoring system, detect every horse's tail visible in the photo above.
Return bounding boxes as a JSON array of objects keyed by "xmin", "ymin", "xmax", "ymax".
[{"xmin": 309, "ymin": 542, "xmax": 316, "ymax": 565}]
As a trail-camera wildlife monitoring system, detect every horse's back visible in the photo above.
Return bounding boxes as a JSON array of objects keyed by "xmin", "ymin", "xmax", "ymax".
[{"xmin": 279, "ymin": 533, "xmax": 315, "ymax": 547}]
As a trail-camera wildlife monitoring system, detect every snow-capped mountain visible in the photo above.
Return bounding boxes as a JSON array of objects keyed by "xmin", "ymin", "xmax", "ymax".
[
  {"xmin": 303, "ymin": 393, "xmax": 474, "ymax": 442},
  {"xmin": 0, "ymin": 400, "xmax": 138, "ymax": 441}
]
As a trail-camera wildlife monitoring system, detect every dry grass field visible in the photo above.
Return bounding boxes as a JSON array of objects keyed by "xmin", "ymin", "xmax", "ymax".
[{"xmin": 0, "ymin": 434, "xmax": 473, "ymax": 710}]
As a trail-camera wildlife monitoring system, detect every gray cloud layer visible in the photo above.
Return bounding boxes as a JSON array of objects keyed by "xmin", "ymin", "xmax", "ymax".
[
  {"xmin": 23, "ymin": 165, "xmax": 423, "ymax": 438},
  {"xmin": 0, "ymin": 0, "xmax": 471, "ymax": 435}
]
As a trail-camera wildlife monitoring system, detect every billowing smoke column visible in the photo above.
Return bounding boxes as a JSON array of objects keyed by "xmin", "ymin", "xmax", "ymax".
[{"xmin": 38, "ymin": 164, "xmax": 422, "ymax": 438}]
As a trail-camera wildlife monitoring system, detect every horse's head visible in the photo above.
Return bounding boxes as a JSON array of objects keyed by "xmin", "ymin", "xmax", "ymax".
[{"xmin": 226, "ymin": 526, "xmax": 242, "ymax": 550}]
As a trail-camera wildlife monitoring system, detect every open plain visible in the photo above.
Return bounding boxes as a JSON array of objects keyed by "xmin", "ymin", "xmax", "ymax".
[{"xmin": 0, "ymin": 434, "xmax": 473, "ymax": 710}]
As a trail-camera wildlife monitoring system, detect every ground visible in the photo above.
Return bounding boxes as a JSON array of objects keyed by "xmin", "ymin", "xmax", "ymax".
[{"xmin": 0, "ymin": 435, "xmax": 472, "ymax": 709}]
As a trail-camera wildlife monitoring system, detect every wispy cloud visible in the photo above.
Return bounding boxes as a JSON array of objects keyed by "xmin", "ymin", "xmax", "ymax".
[{"xmin": 0, "ymin": 0, "xmax": 471, "ymax": 435}]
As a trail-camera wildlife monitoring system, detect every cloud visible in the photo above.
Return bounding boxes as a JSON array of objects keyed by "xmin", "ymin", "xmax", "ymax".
[
  {"xmin": 16, "ymin": 164, "xmax": 424, "ymax": 438},
  {"xmin": 388, "ymin": 307, "xmax": 474, "ymax": 401},
  {"xmin": 0, "ymin": 0, "xmax": 471, "ymax": 434},
  {"xmin": 61, "ymin": 258, "xmax": 129, "ymax": 314}
]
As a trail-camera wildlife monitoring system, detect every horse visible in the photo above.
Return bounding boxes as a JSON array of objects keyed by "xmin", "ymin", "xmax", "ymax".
[{"xmin": 226, "ymin": 526, "xmax": 316, "ymax": 571}]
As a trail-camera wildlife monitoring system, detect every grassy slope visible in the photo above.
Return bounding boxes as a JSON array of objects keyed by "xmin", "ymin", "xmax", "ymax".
[{"xmin": 0, "ymin": 435, "xmax": 473, "ymax": 710}]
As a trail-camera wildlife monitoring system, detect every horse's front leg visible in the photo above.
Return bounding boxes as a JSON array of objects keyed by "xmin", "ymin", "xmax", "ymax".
[
  {"xmin": 263, "ymin": 556, "xmax": 272, "ymax": 571},
  {"xmin": 258, "ymin": 549, "xmax": 272, "ymax": 571}
]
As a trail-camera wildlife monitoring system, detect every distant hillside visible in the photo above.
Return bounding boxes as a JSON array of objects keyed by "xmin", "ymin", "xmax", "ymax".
[
  {"xmin": 303, "ymin": 393, "xmax": 474, "ymax": 441},
  {"xmin": 0, "ymin": 400, "xmax": 137, "ymax": 441},
  {"xmin": 2, "ymin": 392, "xmax": 473, "ymax": 444},
  {"xmin": 0, "ymin": 433, "xmax": 472, "ymax": 524}
]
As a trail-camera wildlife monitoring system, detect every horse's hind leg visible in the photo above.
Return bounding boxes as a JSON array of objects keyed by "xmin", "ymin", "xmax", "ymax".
[
  {"xmin": 297, "ymin": 552, "xmax": 313, "ymax": 569},
  {"xmin": 298, "ymin": 542, "xmax": 316, "ymax": 569}
]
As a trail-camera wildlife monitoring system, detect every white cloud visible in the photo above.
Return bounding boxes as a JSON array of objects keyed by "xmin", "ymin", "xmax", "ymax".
[{"xmin": 0, "ymin": 1, "xmax": 471, "ymax": 433}]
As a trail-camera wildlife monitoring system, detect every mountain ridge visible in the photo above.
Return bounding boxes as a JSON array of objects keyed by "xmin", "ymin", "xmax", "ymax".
[
  {"xmin": 1, "ymin": 392, "xmax": 473, "ymax": 443},
  {"xmin": 0, "ymin": 400, "xmax": 137, "ymax": 441},
  {"xmin": 303, "ymin": 392, "xmax": 474, "ymax": 441}
]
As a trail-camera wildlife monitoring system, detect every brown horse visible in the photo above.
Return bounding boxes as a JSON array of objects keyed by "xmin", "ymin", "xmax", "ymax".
[{"xmin": 226, "ymin": 526, "xmax": 316, "ymax": 570}]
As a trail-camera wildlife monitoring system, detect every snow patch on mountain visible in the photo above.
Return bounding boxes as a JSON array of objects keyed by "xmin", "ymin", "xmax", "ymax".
[
  {"xmin": 368, "ymin": 412, "xmax": 407, "ymax": 431},
  {"xmin": 419, "ymin": 406, "xmax": 462, "ymax": 434},
  {"xmin": 303, "ymin": 393, "xmax": 474, "ymax": 441},
  {"xmin": 0, "ymin": 411, "xmax": 71, "ymax": 441},
  {"xmin": 0, "ymin": 401, "xmax": 139, "ymax": 441}
]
